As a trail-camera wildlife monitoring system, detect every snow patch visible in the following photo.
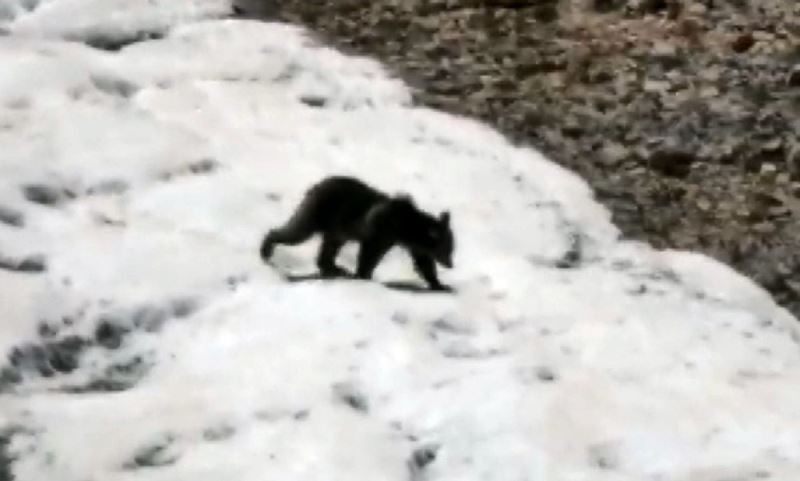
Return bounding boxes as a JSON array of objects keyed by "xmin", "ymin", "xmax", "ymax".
[{"xmin": 0, "ymin": 7, "xmax": 798, "ymax": 481}]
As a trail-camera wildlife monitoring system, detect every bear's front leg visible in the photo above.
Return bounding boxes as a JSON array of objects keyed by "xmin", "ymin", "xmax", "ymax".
[{"xmin": 411, "ymin": 252, "xmax": 451, "ymax": 292}]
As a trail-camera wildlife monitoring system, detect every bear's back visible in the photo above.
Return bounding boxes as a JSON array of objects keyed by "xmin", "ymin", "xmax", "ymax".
[{"xmin": 305, "ymin": 176, "xmax": 388, "ymax": 235}]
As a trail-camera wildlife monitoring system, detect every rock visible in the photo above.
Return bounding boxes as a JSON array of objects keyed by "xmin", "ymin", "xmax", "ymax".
[
  {"xmin": 686, "ymin": 2, "xmax": 706, "ymax": 16},
  {"xmin": 731, "ymin": 32, "xmax": 755, "ymax": 53},
  {"xmin": 752, "ymin": 30, "xmax": 775, "ymax": 43},
  {"xmin": 593, "ymin": 0, "xmax": 624, "ymax": 13},
  {"xmin": 533, "ymin": 4, "xmax": 559, "ymax": 22},
  {"xmin": 699, "ymin": 66, "xmax": 721, "ymax": 82},
  {"xmin": 478, "ymin": 0, "xmax": 536, "ymax": 7},
  {"xmin": 561, "ymin": 116, "xmax": 584, "ymax": 138},
  {"xmin": 637, "ymin": 0, "xmax": 669, "ymax": 14},
  {"xmin": 762, "ymin": 138, "xmax": 783, "ymax": 154},
  {"xmin": 666, "ymin": 0, "xmax": 683, "ymax": 19},
  {"xmin": 232, "ymin": 0, "xmax": 280, "ymax": 18},
  {"xmin": 699, "ymin": 85, "xmax": 719, "ymax": 98},
  {"xmin": 600, "ymin": 142, "xmax": 630, "ymax": 167},
  {"xmin": 648, "ymin": 147, "xmax": 696, "ymax": 178},
  {"xmin": 788, "ymin": 146, "xmax": 800, "ymax": 177},
  {"xmin": 754, "ymin": 191, "xmax": 784, "ymax": 208},
  {"xmin": 768, "ymin": 205, "xmax": 791, "ymax": 219},
  {"xmin": 752, "ymin": 222, "xmax": 776, "ymax": 234},
  {"xmin": 643, "ymin": 79, "xmax": 671, "ymax": 92},
  {"xmin": 652, "ymin": 40, "xmax": 678, "ymax": 58},
  {"xmin": 760, "ymin": 162, "xmax": 778, "ymax": 180},
  {"xmin": 788, "ymin": 65, "xmax": 800, "ymax": 87}
]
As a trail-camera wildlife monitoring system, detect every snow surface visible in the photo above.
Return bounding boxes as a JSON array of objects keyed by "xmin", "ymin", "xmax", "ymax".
[
  {"xmin": 1, "ymin": 2, "xmax": 799, "ymax": 481},
  {"xmin": 0, "ymin": 0, "xmax": 229, "ymax": 45}
]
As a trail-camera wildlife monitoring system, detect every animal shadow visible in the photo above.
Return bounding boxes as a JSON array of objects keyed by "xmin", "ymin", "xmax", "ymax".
[
  {"xmin": 284, "ymin": 272, "xmax": 454, "ymax": 294},
  {"xmin": 284, "ymin": 272, "xmax": 331, "ymax": 282},
  {"xmin": 382, "ymin": 280, "xmax": 455, "ymax": 294}
]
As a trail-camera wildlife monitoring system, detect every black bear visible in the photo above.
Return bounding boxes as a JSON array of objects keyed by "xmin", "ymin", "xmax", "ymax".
[{"xmin": 260, "ymin": 176, "xmax": 454, "ymax": 291}]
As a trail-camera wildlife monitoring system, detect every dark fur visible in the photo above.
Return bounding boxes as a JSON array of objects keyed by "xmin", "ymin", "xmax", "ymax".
[{"xmin": 260, "ymin": 176, "xmax": 454, "ymax": 291}]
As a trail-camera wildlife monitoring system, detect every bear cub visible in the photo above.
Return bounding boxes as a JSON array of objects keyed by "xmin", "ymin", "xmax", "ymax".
[{"xmin": 260, "ymin": 176, "xmax": 454, "ymax": 291}]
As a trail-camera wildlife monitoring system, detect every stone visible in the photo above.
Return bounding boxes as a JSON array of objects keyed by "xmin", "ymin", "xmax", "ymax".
[
  {"xmin": 533, "ymin": 5, "xmax": 559, "ymax": 22},
  {"xmin": 760, "ymin": 162, "xmax": 778, "ymax": 177},
  {"xmin": 666, "ymin": 0, "xmax": 682, "ymax": 19},
  {"xmin": 593, "ymin": 0, "xmax": 624, "ymax": 13},
  {"xmin": 600, "ymin": 142, "xmax": 630, "ymax": 167},
  {"xmin": 788, "ymin": 65, "xmax": 800, "ymax": 87},
  {"xmin": 731, "ymin": 32, "xmax": 755, "ymax": 53},
  {"xmin": 768, "ymin": 205, "xmax": 790, "ymax": 218},
  {"xmin": 788, "ymin": 146, "xmax": 800, "ymax": 176},
  {"xmin": 752, "ymin": 222, "xmax": 776, "ymax": 234},
  {"xmin": 699, "ymin": 86, "xmax": 719, "ymax": 98},
  {"xmin": 686, "ymin": 2, "xmax": 707, "ymax": 16},
  {"xmin": 648, "ymin": 147, "xmax": 696, "ymax": 178},
  {"xmin": 644, "ymin": 79, "xmax": 671, "ymax": 92},
  {"xmin": 762, "ymin": 138, "xmax": 783, "ymax": 153},
  {"xmin": 652, "ymin": 40, "xmax": 678, "ymax": 58},
  {"xmin": 638, "ymin": 0, "xmax": 669, "ymax": 14},
  {"xmin": 561, "ymin": 116, "xmax": 584, "ymax": 138},
  {"xmin": 481, "ymin": 0, "xmax": 552, "ymax": 8}
]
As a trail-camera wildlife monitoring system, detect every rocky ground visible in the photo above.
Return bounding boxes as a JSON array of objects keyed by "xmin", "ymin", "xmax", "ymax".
[{"xmin": 234, "ymin": 0, "xmax": 800, "ymax": 318}]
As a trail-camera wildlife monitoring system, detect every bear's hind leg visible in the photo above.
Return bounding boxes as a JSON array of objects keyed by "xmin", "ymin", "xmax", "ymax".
[
  {"xmin": 356, "ymin": 239, "xmax": 393, "ymax": 281},
  {"xmin": 317, "ymin": 235, "xmax": 349, "ymax": 277}
]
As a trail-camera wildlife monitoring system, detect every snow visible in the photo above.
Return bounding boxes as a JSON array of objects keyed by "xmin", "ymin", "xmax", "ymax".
[
  {"xmin": 1, "ymin": 0, "xmax": 229, "ymax": 46},
  {"xmin": 1, "ymin": 2, "xmax": 799, "ymax": 481}
]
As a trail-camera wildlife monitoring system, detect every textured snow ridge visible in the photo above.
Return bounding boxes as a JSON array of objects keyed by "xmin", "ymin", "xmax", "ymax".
[
  {"xmin": 0, "ymin": 0, "xmax": 230, "ymax": 49},
  {"xmin": 1, "ymin": 10, "xmax": 799, "ymax": 481}
]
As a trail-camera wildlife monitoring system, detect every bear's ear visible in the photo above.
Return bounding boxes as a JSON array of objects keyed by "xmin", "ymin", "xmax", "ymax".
[{"xmin": 439, "ymin": 211, "xmax": 450, "ymax": 226}]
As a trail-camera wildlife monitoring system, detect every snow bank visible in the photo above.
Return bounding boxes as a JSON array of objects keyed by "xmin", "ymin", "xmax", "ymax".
[
  {"xmin": 0, "ymin": 0, "xmax": 230, "ymax": 48},
  {"xmin": 0, "ymin": 7, "xmax": 798, "ymax": 481}
]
